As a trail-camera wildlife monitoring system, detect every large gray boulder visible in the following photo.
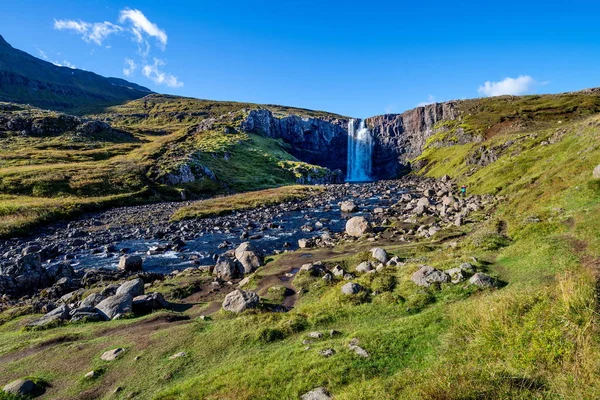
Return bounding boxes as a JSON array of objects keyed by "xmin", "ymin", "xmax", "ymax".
[
  {"xmin": 371, "ymin": 247, "xmax": 388, "ymax": 263},
  {"xmin": 115, "ymin": 278, "xmax": 145, "ymax": 297},
  {"xmin": 355, "ymin": 261, "xmax": 373, "ymax": 273},
  {"xmin": 341, "ymin": 282, "xmax": 362, "ymax": 295},
  {"xmin": 118, "ymin": 255, "xmax": 143, "ymax": 272},
  {"xmin": 27, "ymin": 305, "xmax": 70, "ymax": 327},
  {"xmin": 213, "ymin": 256, "xmax": 243, "ymax": 280},
  {"xmin": 80, "ymin": 292, "xmax": 105, "ymax": 308},
  {"xmin": 222, "ymin": 289, "xmax": 259, "ymax": 313},
  {"xmin": 469, "ymin": 273, "xmax": 498, "ymax": 288},
  {"xmin": 340, "ymin": 200, "xmax": 358, "ymax": 213},
  {"xmin": 132, "ymin": 292, "xmax": 169, "ymax": 314},
  {"xmin": 3, "ymin": 379, "xmax": 43, "ymax": 397},
  {"xmin": 345, "ymin": 216, "xmax": 372, "ymax": 237},
  {"xmin": 95, "ymin": 293, "xmax": 133, "ymax": 320},
  {"xmin": 234, "ymin": 242, "xmax": 263, "ymax": 274},
  {"xmin": 301, "ymin": 387, "xmax": 332, "ymax": 400},
  {"xmin": 411, "ymin": 266, "xmax": 450, "ymax": 287},
  {"xmin": 594, "ymin": 164, "xmax": 600, "ymax": 179},
  {"xmin": 101, "ymin": 348, "xmax": 125, "ymax": 361}
]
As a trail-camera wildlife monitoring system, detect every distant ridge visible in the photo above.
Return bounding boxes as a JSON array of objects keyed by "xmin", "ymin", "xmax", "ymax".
[{"xmin": 0, "ymin": 34, "xmax": 152, "ymax": 114}]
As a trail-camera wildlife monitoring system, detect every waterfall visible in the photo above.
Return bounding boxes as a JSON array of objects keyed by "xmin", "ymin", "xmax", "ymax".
[{"xmin": 346, "ymin": 118, "xmax": 373, "ymax": 182}]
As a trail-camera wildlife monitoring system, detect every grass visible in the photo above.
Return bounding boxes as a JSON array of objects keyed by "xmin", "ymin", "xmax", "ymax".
[
  {"xmin": 172, "ymin": 185, "xmax": 321, "ymax": 220},
  {"xmin": 2, "ymin": 93, "xmax": 600, "ymax": 398},
  {"xmin": 0, "ymin": 96, "xmax": 344, "ymax": 237}
]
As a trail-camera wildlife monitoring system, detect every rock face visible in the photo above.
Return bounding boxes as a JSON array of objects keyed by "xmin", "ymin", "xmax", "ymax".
[
  {"xmin": 240, "ymin": 109, "xmax": 349, "ymax": 172},
  {"xmin": 345, "ymin": 216, "xmax": 372, "ymax": 237},
  {"xmin": 222, "ymin": 289, "xmax": 259, "ymax": 312},
  {"xmin": 366, "ymin": 102, "xmax": 459, "ymax": 178}
]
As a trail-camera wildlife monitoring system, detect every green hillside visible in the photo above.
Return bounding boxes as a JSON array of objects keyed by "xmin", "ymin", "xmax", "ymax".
[
  {"xmin": 0, "ymin": 95, "xmax": 343, "ymax": 237},
  {"xmin": 0, "ymin": 35, "xmax": 151, "ymax": 114},
  {"xmin": 0, "ymin": 91, "xmax": 599, "ymax": 399}
]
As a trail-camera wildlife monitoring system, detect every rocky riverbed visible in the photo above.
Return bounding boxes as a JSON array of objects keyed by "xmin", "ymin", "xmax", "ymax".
[{"xmin": 0, "ymin": 176, "xmax": 496, "ymax": 315}]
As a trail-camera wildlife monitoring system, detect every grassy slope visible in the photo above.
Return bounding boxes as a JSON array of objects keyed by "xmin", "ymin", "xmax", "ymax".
[
  {"xmin": 1, "ymin": 94, "xmax": 599, "ymax": 399},
  {"xmin": 0, "ymin": 96, "xmax": 342, "ymax": 237}
]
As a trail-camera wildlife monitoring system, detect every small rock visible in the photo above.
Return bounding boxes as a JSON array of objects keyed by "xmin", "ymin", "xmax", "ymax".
[
  {"xmin": 169, "ymin": 352, "xmax": 186, "ymax": 360},
  {"xmin": 307, "ymin": 331, "xmax": 323, "ymax": 339},
  {"xmin": 593, "ymin": 164, "xmax": 600, "ymax": 179},
  {"xmin": 340, "ymin": 200, "xmax": 359, "ymax": 213},
  {"xmin": 319, "ymin": 348, "xmax": 335, "ymax": 357},
  {"xmin": 101, "ymin": 348, "xmax": 125, "ymax": 361}
]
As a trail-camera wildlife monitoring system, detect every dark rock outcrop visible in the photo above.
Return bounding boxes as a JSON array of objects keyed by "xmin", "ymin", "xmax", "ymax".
[
  {"xmin": 241, "ymin": 109, "xmax": 349, "ymax": 172},
  {"xmin": 366, "ymin": 102, "xmax": 458, "ymax": 178}
]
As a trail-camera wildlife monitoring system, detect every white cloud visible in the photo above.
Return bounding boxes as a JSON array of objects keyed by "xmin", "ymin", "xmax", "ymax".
[
  {"xmin": 142, "ymin": 58, "xmax": 183, "ymax": 88},
  {"xmin": 38, "ymin": 48, "xmax": 76, "ymax": 69},
  {"xmin": 384, "ymin": 104, "xmax": 397, "ymax": 114},
  {"xmin": 123, "ymin": 58, "xmax": 137, "ymax": 76},
  {"xmin": 477, "ymin": 75, "xmax": 537, "ymax": 97},
  {"xmin": 417, "ymin": 95, "xmax": 436, "ymax": 107},
  {"xmin": 53, "ymin": 19, "xmax": 122, "ymax": 45},
  {"xmin": 119, "ymin": 8, "xmax": 167, "ymax": 49}
]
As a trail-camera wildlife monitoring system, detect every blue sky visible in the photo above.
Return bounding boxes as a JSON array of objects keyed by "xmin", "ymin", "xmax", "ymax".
[{"xmin": 1, "ymin": 0, "xmax": 600, "ymax": 117}]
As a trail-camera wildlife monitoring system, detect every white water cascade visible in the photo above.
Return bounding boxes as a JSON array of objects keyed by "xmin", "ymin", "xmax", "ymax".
[{"xmin": 346, "ymin": 118, "xmax": 373, "ymax": 182}]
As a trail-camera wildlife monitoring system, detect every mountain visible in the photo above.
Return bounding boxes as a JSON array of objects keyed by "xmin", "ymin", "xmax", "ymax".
[{"xmin": 0, "ymin": 34, "xmax": 152, "ymax": 114}]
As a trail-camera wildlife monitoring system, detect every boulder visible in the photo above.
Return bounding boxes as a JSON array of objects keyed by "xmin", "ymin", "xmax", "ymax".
[
  {"xmin": 95, "ymin": 293, "xmax": 133, "ymax": 320},
  {"xmin": 371, "ymin": 247, "xmax": 388, "ymax": 263},
  {"xmin": 101, "ymin": 348, "xmax": 124, "ymax": 361},
  {"xmin": 594, "ymin": 164, "xmax": 600, "ymax": 179},
  {"xmin": 341, "ymin": 282, "xmax": 362, "ymax": 295},
  {"xmin": 234, "ymin": 242, "xmax": 263, "ymax": 274},
  {"xmin": 417, "ymin": 197, "xmax": 431, "ymax": 207},
  {"xmin": 118, "ymin": 255, "xmax": 143, "ymax": 272},
  {"xmin": 469, "ymin": 273, "xmax": 498, "ymax": 288},
  {"xmin": 2, "ymin": 379, "xmax": 43, "ymax": 397},
  {"xmin": 222, "ymin": 289, "xmax": 259, "ymax": 313},
  {"xmin": 331, "ymin": 265, "xmax": 345, "ymax": 277},
  {"xmin": 355, "ymin": 261, "xmax": 373, "ymax": 273},
  {"xmin": 80, "ymin": 293, "xmax": 105, "ymax": 308},
  {"xmin": 348, "ymin": 338, "xmax": 370, "ymax": 358},
  {"xmin": 213, "ymin": 256, "xmax": 243, "ymax": 280},
  {"xmin": 132, "ymin": 292, "xmax": 169, "ymax": 314},
  {"xmin": 115, "ymin": 278, "xmax": 145, "ymax": 297},
  {"xmin": 301, "ymin": 387, "xmax": 332, "ymax": 400},
  {"xmin": 459, "ymin": 262, "xmax": 476, "ymax": 273},
  {"xmin": 345, "ymin": 216, "xmax": 372, "ymax": 237},
  {"xmin": 340, "ymin": 200, "xmax": 359, "ymax": 213},
  {"xmin": 411, "ymin": 266, "xmax": 450, "ymax": 287},
  {"xmin": 70, "ymin": 311, "xmax": 101, "ymax": 323},
  {"xmin": 27, "ymin": 305, "xmax": 70, "ymax": 327},
  {"xmin": 444, "ymin": 267, "xmax": 466, "ymax": 283},
  {"xmin": 298, "ymin": 238, "xmax": 315, "ymax": 249}
]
